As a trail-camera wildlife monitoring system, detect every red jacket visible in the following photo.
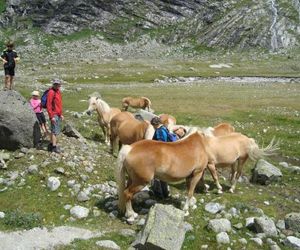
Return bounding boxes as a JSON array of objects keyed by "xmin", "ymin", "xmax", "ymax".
[{"xmin": 47, "ymin": 88, "xmax": 62, "ymax": 119}]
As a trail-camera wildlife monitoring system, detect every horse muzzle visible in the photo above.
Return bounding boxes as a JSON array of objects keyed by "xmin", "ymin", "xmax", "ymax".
[{"xmin": 86, "ymin": 110, "xmax": 92, "ymax": 116}]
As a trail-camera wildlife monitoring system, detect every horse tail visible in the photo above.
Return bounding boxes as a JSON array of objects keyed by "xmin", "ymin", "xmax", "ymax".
[
  {"xmin": 248, "ymin": 137, "xmax": 279, "ymax": 161},
  {"xmin": 115, "ymin": 145, "xmax": 132, "ymax": 213},
  {"xmin": 142, "ymin": 97, "xmax": 151, "ymax": 110}
]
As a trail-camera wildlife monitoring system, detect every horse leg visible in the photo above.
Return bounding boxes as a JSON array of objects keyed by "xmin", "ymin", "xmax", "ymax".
[
  {"xmin": 124, "ymin": 183, "xmax": 146, "ymax": 222},
  {"xmin": 207, "ymin": 162, "xmax": 223, "ymax": 194},
  {"xmin": 229, "ymin": 157, "xmax": 248, "ymax": 193},
  {"xmin": 183, "ymin": 169, "xmax": 204, "ymax": 215},
  {"xmin": 197, "ymin": 169, "xmax": 210, "ymax": 193}
]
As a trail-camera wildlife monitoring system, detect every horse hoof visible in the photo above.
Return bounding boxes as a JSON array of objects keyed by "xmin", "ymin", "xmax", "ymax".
[
  {"xmin": 184, "ymin": 211, "xmax": 190, "ymax": 216},
  {"xmin": 191, "ymin": 205, "xmax": 197, "ymax": 210},
  {"xmin": 229, "ymin": 189, "xmax": 234, "ymax": 193},
  {"xmin": 126, "ymin": 216, "xmax": 135, "ymax": 224},
  {"xmin": 217, "ymin": 189, "xmax": 223, "ymax": 194}
]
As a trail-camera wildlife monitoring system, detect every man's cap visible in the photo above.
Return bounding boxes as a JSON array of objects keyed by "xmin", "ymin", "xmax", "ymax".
[
  {"xmin": 31, "ymin": 90, "xmax": 40, "ymax": 96},
  {"xmin": 52, "ymin": 79, "xmax": 62, "ymax": 85},
  {"xmin": 150, "ymin": 116, "xmax": 161, "ymax": 126}
]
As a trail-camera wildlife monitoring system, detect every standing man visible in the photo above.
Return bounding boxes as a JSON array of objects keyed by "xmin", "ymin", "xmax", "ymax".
[
  {"xmin": 47, "ymin": 79, "xmax": 64, "ymax": 153},
  {"xmin": 1, "ymin": 41, "xmax": 20, "ymax": 90}
]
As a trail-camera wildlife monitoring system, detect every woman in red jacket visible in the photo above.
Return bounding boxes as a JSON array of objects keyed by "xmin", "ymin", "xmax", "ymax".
[{"xmin": 47, "ymin": 79, "xmax": 64, "ymax": 153}]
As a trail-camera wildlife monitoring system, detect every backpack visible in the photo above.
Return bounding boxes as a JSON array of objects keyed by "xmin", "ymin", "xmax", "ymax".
[
  {"xmin": 41, "ymin": 89, "xmax": 50, "ymax": 108},
  {"xmin": 167, "ymin": 132, "xmax": 177, "ymax": 142},
  {"xmin": 41, "ymin": 88, "xmax": 55, "ymax": 108}
]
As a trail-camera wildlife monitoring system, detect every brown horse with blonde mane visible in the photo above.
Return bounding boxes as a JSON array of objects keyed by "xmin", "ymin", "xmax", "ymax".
[
  {"xmin": 87, "ymin": 96, "xmax": 121, "ymax": 145},
  {"xmin": 110, "ymin": 111, "xmax": 155, "ymax": 155},
  {"xmin": 121, "ymin": 96, "xmax": 152, "ymax": 111},
  {"xmin": 202, "ymin": 132, "xmax": 278, "ymax": 193},
  {"xmin": 116, "ymin": 132, "xmax": 209, "ymax": 221}
]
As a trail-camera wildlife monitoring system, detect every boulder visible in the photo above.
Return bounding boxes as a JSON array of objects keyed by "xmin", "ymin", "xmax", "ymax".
[
  {"xmin": 132, "ymin": 204, "xmax": 186, "ymax": 250},
  {"xmin": 251, "ymin": 159, "xmax": 282, "ymax": 185},
  {"xmin": 207, "ymin": 218, "xmax": 232, "ymax": 233},
  {"xmin": 285, "ymin": 213, "xmax": 300, "ymax": 232},
  {"xmin": 0, "ymin": 90, "xmax": 41, "ymax": 150}
]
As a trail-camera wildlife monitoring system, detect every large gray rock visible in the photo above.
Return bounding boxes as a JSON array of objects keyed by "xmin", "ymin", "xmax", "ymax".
[
  {"xmin": 205, "ymin": 202, "xmax": 225, "ymax": 214},
  {"xmin": 207, "ymin": 218, "xmax": 232, "ymax": 233},
  {"xmin": 132, "ymin": 204, "xmax": 186, "ymax": 250},
  {"xmin": 0, "ymin": 90, "xmax": 41, "ymax": 150},
  {"xmin": 251, "ymin": 216, "xmax": 278, "ymax": 237},
  {"xmin": 96, "ymin": 240, "xmax": 120, "ymax": 250},
  {"xmin": 216, "ymin": 232, "xmax": 230, "ymax": 244},
  {"xmin": 285, "ymin": 213, "xmax": 300, "ymax": 232},
  {"xmin": 70, "ymin": 205, "xmax": 89, "ymax": 219},
  {"xmin": 251, "ymin": 159, "xmax": 282, "ymax": 185}
]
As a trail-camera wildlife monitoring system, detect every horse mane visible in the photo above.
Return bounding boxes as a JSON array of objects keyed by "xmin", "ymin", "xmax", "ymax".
[
  {"xmin": 97, "ymin": 98, "xmax": 111, "ymax": 113},
  {"xmin": 141, "ymin": 97, "xmax": 151, "ymax": 106},
  {"xmin": 144, "ymin": 123, "xmax": 155, "ymax": 139}
]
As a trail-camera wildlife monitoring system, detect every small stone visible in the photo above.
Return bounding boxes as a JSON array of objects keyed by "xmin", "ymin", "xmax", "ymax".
[
  {"xmin": 77, "ymin": 191, "xmax": 90, "ymax": 202},
  {"xmin": 201, "ymin": 245, "xmax": 208, "ymax": 249},
  {"xmin": 70, "ymin": 205, "xmax": 89, "ymax": 219},
  {"xmin": 285, "ymin": 212, "xmax": 300, "ymax": 232},
  {"xmin": 250, "ymin": 238, "xmax": 263, "ymax": 246},
  {"xmin": 238, "ymin": 238, "xmax": 247, "ymax": 245},
  {"xmin": 96, "ymin": 240, "xmax": 120, "ymax": 250},
  {"xmin": 119, "ymin": 229, "xmax": 136, "ymax": 237},
  {"xmin": 284, "ymin": 236, "xmax": 300, "ymax": 249},
  {"xmin": 208, "ymin": 218, "xmax": 232, "ymax": 233},
  {"xmin": 137, "ymin": 218, "xmax": 145, "ymax": 226},
  {"xmin": 64, "ymin": 204, "xmax": 72, "ymax": 210},
  {"xmin": 28, "ymin": 165, "xmax": 38, "ymax": 174},
  {"xmin": 0, "ymin": 211, "xmax": 5, "ymax": 218},
  {"xmin": 205, "ymin": 202, "xmax": 225, "ymax": 214},
  {"xmin": 216, "ymin": 232, "xmax": 230, "ymax": 244},
  {"xmin": 55, "ymin": 167, "xmax": 65, "ymax": 174},
  {"xmin": 233, "ymin": 223, "xmax": 243, "ymax": 230},
  {"xmin": 276, "ymin": 220, "xmax": 286, "ymax": 230},
  {"xmin": 67, "ymin": 179, "xmax": 76, "ymax": 188},
  {"xmin": 47, "ymin": 177, "xmax": 61, "ymax": 191}
]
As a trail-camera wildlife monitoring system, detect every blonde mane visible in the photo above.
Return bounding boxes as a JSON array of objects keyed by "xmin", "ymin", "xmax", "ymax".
[{"xmin": 96, "ymin": 98, "xmax": 111, "ymax": 113}]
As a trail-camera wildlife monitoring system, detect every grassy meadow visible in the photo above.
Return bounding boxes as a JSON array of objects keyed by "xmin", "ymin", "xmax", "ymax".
[{"xmin": 0, "ymin": 57, "xmax": 300, "ymax": 249}]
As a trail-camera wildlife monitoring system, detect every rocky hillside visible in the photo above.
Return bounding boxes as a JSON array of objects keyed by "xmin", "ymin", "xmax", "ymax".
[{"xmin": 0, "ymin": 0, "xmax": 299, "ymax": 51}]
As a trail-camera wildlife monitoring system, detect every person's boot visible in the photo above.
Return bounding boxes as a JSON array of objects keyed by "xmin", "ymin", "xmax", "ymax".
[
  {"xmin": 47, "ymin": 143, "xmax": 53, "ymax": 152},
  {"xmin": 52, "ymin": 145, "xmax": 61, "ymax": 154}
]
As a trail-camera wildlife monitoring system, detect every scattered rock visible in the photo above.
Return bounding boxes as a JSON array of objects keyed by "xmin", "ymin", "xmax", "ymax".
[
  {"xmin": 119, "ymin": 229, "xmax": 136, "ymax": 237},
  {"xmin": 28, "ymin": 165, "xmax": 39, "ymax": 174},
  {"xmin": 207, "ymin": 218, "xmax": 232, "ymax": 233},
  {"xmin": 284, "ymin": 236, "xmax": 300, "ymax": 249},
  {"xmin": 250, "ymin": 237, "xmax": 263, "ymax": 246},
  {"xmin": 205, "ymin": 202, "xmax": 225, "ymax": 214},
  {"xmin": 233, "ymin": 223, "xmax": 243, "ymax": 230},
  {"xmin": 251, "ymin": 159, "xmax": 282, "ymax": 185},
  {"xmin": 276, "ymin": 220, "xmax": 286, "ymax": 230},
  {"xmin": 96, "ymin": 240, "xmax": 120, "ymax": 250},
  {"xmin": 250, "ymin": 216, "xmax": 278, "ymax": 237},
  {"xmin": 62, "ymin": 123, "xmax": 87, "ymax": 144},
  {"xmin": 0, "ymin": 211, "xmax": 5, "ymax": 218},
  {"xmin": 70, "ymin": 206, "xmax": 89, "ymax": 219},
  {"xmin": 132, "ymin": 204, "xmax": 186, "ymax": 250},
  {"xmin": 285, "ymin": 213, "xmax": 300, "ymax": 232},
  {"xmin": 238, "ymin": 238, "xmax": 248, "ymax": 245},
  {"xmin": 216, "ymin": 232, "xmax": 230, "ymax": 244},
  {"xmin": 77, "ymin": 191, "xmax": 90, "ymax": 202},
  {"xmin": 47, "ymin": 177, "xmax": 61, "ymax": 191},
  {"xmin": 55, "ymin": 167, "xmax": 65, "ymax": 175}
]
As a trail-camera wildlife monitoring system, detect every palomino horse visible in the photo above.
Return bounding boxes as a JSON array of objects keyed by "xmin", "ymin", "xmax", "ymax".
[
  {"xmin": 86, "ymin": 96, "xmax": 121, "ymax": 145},
  {"xmin": 116, "ymin": 132, "xmax": 209, "ymax": 221},
  {"xmin": 202, "ymin": 132, "xmax": 278, "ymax": 193},
  {"xmin": 110, "ymin": 111, "xmax": 155, "ymax": 154},
  {"xmin": 121, "ymin": 96, "xmax": 152, "ymax": 111}
]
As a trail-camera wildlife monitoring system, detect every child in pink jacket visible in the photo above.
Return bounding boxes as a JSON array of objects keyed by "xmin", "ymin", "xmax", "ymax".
[{"xmin": 29, "ymin": 90, "xmax": 48, "ymax": 137}]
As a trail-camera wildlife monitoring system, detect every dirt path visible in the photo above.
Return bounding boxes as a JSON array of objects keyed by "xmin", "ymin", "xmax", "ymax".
[{"xmin": 0, "ymin": 226, "xmax": 102, "ymax": 250}]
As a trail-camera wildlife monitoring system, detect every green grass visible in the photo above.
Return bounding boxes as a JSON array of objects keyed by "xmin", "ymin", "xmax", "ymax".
[
  {"xmin": 0, "ymin": 0, "xmax": 5, "ymax": 13},
  {"xmin": 1, "ymin": 63, "xmax": 300, "ymax": 249}
]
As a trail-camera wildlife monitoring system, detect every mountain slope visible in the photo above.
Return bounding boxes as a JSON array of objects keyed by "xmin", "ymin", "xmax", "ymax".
[{"xmin": 0, "ymin": 0, "xmax": 299, "ymax": 51}]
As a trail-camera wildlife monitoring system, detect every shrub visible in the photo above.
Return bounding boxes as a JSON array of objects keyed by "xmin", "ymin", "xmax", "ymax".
[{"xmin": 3, "ymin": 209, "xmax": 43, "ymax": 229}]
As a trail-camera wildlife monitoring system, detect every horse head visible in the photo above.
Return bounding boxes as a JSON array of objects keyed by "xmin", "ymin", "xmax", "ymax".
[{"xmin": 86, "ymin": 96, "xmax": 99, "ymax": 115}]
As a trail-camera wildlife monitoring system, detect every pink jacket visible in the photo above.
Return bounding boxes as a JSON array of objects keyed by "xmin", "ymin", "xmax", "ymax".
[{"xmin": 30, "ymin": 98, "xmax": 42, "ymax": 113}]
